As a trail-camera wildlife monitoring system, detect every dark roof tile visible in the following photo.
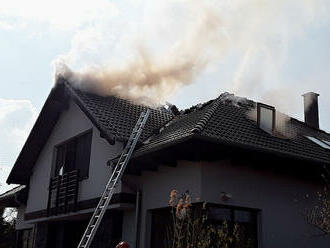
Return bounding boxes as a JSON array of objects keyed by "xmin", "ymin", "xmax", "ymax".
[
  {"xmin": 135, "ymin": 93, "xmax": 330, "ymax": 165},
  {"xmin": 65, "ymin": 82, "xmax": 173, "ymax": 142}
]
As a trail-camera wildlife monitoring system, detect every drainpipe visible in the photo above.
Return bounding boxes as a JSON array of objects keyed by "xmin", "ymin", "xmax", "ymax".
[{"xmin": 134, "ymin": 191, "xmax": 142, "ymax": 248}]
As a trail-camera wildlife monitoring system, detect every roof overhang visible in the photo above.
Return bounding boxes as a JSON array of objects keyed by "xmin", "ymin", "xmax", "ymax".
[
  {"xmin": 130, "ymin": 134, "xmax": 328, "ymax": 179},
  {"xmin": 6, "ymin": 78, "xmax": 116, "ymax": 185},
  {"xmin": 0, "ymin": 186, "xmax": 27, "ymax": 207}
]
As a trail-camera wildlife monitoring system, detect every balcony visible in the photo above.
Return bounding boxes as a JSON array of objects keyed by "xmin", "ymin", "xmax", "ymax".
[{"xmin": 47, "ymin": 170, "xmax": 79, "ymax": 216}]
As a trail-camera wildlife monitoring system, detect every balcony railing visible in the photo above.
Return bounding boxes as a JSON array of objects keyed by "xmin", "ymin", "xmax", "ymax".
[{"xmin": 47, "ymin": 170, "xmax": 79, "ymax": 216}]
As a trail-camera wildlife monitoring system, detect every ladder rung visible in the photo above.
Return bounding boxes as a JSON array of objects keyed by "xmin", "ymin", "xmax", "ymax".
[{"xmin": 77, "ymin": 109, "xmax": 150, "ymax": 248}]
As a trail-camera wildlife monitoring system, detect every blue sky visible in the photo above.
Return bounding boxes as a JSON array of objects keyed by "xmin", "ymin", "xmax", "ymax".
[{"xmin": 1, "ymin": 0, "xmax": 330, "ymax": 192}]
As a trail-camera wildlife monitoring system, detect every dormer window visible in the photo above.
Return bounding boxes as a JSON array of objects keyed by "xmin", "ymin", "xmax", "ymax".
[
  {"xmin": 54, "ymin": 130, "xmax": 92, "ymax": 179},
  {"xmin": 257, "ymin": 103, "xmax": 275, "ymax": 135}
]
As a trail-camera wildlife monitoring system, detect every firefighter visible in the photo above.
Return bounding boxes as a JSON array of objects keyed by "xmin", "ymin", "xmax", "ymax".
[{"xmin": 115, "ymin": 241, "xmax": 130, "ymax": 248}]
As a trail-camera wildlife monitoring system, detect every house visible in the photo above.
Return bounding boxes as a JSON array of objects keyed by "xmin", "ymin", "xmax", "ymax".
[{"xmin": 1, "ymin": 76, "xmax": 330, "ymax": 248}]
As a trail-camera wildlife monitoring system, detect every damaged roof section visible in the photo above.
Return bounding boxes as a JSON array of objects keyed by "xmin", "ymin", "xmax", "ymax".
[
  {"xmin": 66, "ymin": 81, "xmax": 173, "ymax": 142},
  {"xmin": 7, "ymin": 78, "xmax": 173, "ymax": 185},
  {"xmin": 134, "ymin": 92, "xmax": 330, "ymax": 165}
]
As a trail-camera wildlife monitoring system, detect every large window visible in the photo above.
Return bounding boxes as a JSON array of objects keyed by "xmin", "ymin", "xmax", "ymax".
[
  {"xmin": 150, "ymin": 204, "xmax": 259, "ymax": 248},
  {"xmin": 207, "ymin": 204, "xmax": 259, "ymax": 247},
  {"xmin": 54, "ymin": 130, "xmax": 92, "ymax": 179}
]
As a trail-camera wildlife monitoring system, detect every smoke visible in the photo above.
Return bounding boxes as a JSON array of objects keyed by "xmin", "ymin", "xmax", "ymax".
[
  {"xmin": 54, "ymin": 0, "xmax": 328, "ymax": 108},
  {"xmin": 55, "ymin": 2, "xmax": 226, "ymax": 106},
  {"xmin": 247, "ymin": 107, "xmax": 297, "ymax": 138}
]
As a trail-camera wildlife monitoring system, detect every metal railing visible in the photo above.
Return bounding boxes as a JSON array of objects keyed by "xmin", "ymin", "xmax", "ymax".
[{"xmin": 47, "ymin": 170, "xmax": 79, "ymax": 216}]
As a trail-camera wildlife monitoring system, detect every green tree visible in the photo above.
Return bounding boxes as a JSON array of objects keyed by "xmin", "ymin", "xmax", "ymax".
[{"xmin": 0, "ymin": 184, "xmax": 16, "ymax": 248}]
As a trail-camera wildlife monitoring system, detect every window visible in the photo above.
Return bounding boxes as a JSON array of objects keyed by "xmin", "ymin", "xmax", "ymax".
[
  {"xmin": 321, "ymin": 139, "xmax": 330, "ymax": 147},
  {"xmin": 17, "ymin": 229, "xmax": 34, "ymax": 248},
  {"xmin": 150, "ymin": 204, "xmax": 259, "ymax": 248},
  {"xmin": 54, "ymin": 131, "xmax": 92, "ymax": 179},
  {"xmin": 208, "ymin": 206, "xmax": 259, "ymax": 247},
  {"xmin": 305, "ymin": 136, "xmax": 330, "ymax": 150},
  {"xmin": 257, "ymin": 103, "xmax": 275, "ymax": 135}
]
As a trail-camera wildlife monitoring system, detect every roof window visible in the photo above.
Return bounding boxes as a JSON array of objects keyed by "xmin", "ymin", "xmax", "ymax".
[
  {"xmin": 257, "ymin": 103, "xmax": 275, "ymax": 135},
  {"xmin": 305, "ymin": 136, "xmax": 330, "ymax": 150},
  {"xmin": 322, "ymin": 140, "xmax": 330, "ymax": 146}
]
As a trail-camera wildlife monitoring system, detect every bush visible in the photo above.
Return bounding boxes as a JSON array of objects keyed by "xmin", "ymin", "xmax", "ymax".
[
  {"xmin": 0, "ymin": 208, "xmax": 16, "ymax": 248},
  {"xmin": 167, "ymin": 190, "xmax": 252, "ymax": 248}
]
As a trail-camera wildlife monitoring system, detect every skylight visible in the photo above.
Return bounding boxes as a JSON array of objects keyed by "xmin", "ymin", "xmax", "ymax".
[
  {"xmin": 305, "ymin": 136, "xmax": 330, "ymax": 150},
  {"xmin": 322, "ymin": 140, "xmax": 330, "ymax": 146}
]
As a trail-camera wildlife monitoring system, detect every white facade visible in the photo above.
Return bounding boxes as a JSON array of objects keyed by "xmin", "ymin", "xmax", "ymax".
[
  {"xmin": 25, "ymin": 100, "xmax": 124, "ymax": 217},
  {"xmin": 119, "ymin": 160, "xmax": 329, "ymax": 248}
]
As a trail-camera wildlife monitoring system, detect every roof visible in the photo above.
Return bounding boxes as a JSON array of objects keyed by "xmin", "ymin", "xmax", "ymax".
[
  {"xmin": 134, "ymin": 93, "xmax": 330, "ymax": 165},
  {"xmin": 7, "ymin": 79, "xmax": 330, "ymax": 184},
  {"xmin": 0, "ymin": 186, "xmax": 26, "ymax": 207},
  {"xmin": 66, "ymin": 82, "xmax": 173, "ymax": 142},
  {"xmin": 7, "ymin": 77, "xmax": 173, "ymax": 184}
]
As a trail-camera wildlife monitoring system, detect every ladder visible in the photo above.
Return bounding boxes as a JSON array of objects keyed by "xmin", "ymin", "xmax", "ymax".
[{"xmin": 77, "ymin": 109, "xmax": 151, "ymax": 248}]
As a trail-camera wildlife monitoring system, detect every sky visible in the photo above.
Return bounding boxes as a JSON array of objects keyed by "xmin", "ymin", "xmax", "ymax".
[{"xmin": 1, "ymin": 0, "xmax": 330, "ymax": 193}]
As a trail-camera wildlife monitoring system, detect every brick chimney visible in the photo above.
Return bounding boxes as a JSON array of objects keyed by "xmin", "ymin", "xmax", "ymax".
[{"xmin": 302, "ymin": 92, "xmax": 319, "ymax": 129}]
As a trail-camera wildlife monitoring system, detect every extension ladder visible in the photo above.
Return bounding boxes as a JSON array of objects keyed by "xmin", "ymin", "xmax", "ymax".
[{"xmin": 77, "ymin": 109, "xmax": 151, "ymax": 248}]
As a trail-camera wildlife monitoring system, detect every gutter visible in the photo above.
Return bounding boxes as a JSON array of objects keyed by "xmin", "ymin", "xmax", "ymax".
[
  {"xmin": 134, "ymin": 191, "xmax": 142, "ymax": 248},
  {"xmin": 195, "ymin": 134, "xmax": 330, "ymax": 166}
]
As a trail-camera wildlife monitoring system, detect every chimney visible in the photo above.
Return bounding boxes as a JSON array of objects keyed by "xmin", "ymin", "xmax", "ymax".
[{"xmin": 302, "ymin": 92, "xmax": 319, "ymax": 129}]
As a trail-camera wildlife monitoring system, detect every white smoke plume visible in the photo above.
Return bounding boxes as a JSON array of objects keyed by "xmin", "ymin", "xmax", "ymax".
[
  {"xmin": 55, "ymin": 2, "xmax": 226, "ymax": 106},
  {"xmin": 54, "ymin": 0, "xmax": 328, "ymax": 109}
]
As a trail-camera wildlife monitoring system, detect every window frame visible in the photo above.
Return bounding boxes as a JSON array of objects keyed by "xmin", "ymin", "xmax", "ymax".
[
  {"xmin": 149, "ymin": 202, "xmax": 261, "ymax": 248},
  {"xmin": 257, "ymin": 102, "xmax": 276, "ymax": 134},
  {"xmin": 16, "ymin": 228, "xmax": 34, "ymax": 248},
  {"xmin": 305, "ymin": 136, "xmax": 330, "ymax": 150},
  {"xmin": 52, "ymin": 129, "xmax": 93, "ymax": 180}
]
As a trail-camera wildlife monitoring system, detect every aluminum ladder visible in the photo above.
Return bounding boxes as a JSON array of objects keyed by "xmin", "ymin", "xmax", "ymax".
[{"xmin": 77, "ymin": 109, "xmax": 151, "ymax": 248}]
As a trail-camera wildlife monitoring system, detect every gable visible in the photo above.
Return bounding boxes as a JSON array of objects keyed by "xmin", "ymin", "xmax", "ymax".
[
  {"xmin": 25, "ymin": 99, "xmax": 120, "ymax": 213},
  {"xmin": 7, "ymin": 79, "xmax": 173, "ymax": 185},
  {"xmin": 7, "ymin": 84, "xmax": 68, "ymax": 184}
]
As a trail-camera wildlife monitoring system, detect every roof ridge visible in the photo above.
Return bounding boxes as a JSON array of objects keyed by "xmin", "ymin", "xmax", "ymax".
[{"xmin": 191, "ymin": 96, "xmax": 222, "ymax": 134}]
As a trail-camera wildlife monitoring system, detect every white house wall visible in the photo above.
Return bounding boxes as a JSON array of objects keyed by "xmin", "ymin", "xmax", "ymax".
[
  {"xmin": 200, "ymin": 160, "xmax": 328, "ymax": 248},
  {"xmin": 25, "ymin": 100, "xmax": 123, "ymax": 215},
  {"xmin": 130, "ymin": 160, "xmax": 329, "ymax": 248},
  {"xmin": 129, "ymin": 161, "xmax": 203, "ymax": 248}
]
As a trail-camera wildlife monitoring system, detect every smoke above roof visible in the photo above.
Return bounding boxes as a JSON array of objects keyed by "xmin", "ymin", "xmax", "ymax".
[{"xmin": 54, "ymin": 0, "xmax": 328, "ymax": 110}]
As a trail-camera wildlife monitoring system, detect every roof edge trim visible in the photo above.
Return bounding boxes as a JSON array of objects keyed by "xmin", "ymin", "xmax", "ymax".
[{"xmin": 191, "ymin": 97, "xmax": 222, "ymax": 133}]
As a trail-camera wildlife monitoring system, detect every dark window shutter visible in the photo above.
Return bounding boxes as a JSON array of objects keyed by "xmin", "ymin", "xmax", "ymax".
[
  {"xmin": 75, "ymin": 131, "xmax": 92, "ymax": 179},
  {"xmin": 65, "ymin": 139, "xmax": 77, "ymax": 173}
]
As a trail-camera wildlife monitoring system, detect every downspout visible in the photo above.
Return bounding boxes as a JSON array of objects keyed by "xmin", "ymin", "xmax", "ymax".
[{"xmin": 134, "ymin": 190, "xmax": 142, "ymax": 248}]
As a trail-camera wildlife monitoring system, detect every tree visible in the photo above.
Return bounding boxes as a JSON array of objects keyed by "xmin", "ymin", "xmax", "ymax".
[
  {"xmin": 305, "ymin": 167, "xmax": 330, "ymax": 236},
  {"xmin": 0, "ymin": 185, "xmax": 16, "ymax": 248},
  {"xmin": 167, "ymin": 190, "xmax": 252, "ymax": 248}
]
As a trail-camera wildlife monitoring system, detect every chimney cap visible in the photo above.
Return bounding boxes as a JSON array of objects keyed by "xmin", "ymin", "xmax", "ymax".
[{"xmin": 302, "ymin": 92, "xmax": 319, "ymax": 97}]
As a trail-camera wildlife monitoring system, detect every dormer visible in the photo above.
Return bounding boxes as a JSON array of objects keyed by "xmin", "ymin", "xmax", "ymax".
[{"xmin": 257, "ymin": 103, "xmax": 275, "ymax": 135}]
